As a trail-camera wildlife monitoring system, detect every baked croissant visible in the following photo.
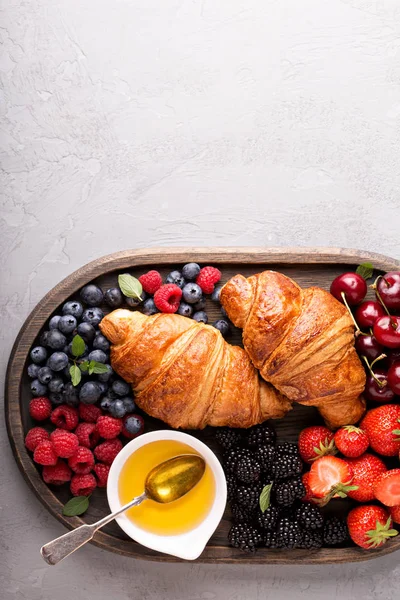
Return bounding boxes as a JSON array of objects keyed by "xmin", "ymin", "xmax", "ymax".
[
  {"xmin": 220, "ymin": 271, "xmax": 366, "ymax": 429},
  {"xmin": 100, "ymin": 309, "xmax": 291, "ymax": 429}
]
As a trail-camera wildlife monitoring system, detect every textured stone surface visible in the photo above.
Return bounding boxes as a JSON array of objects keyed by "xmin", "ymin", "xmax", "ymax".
[{"xmin": 1, "ymin": 0, "xmax": 400, "ymax": 598}]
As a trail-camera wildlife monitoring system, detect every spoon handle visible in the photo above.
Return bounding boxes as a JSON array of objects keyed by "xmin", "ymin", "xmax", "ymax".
[{"xmin": 40, "ymin": 492, "xmax": 147, "ymax": 565}]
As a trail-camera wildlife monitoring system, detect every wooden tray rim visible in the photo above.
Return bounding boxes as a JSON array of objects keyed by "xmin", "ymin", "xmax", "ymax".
[{"xmin": 5, "ymin": 246, "xmax": 400, "ymax": 564}]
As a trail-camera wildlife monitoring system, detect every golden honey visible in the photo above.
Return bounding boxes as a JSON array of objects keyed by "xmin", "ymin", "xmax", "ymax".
[{"xmin": 118, "ymin": 440, "xmax": 216, "ymax": 536}]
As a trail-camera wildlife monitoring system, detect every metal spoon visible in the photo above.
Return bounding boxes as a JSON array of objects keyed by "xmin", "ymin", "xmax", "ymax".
[{"xmin": 40, "ymin": 454, "xmax": 206, "ymax": 565}]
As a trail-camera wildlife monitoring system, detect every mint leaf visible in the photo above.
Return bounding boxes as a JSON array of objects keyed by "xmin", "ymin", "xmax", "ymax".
[
  {"xmin": 356, "ymin": 262, "xmax": 374, "ymax": 280},
  {"xmin": 63, "ymin": 496, "xmax": 90, "ymax": 517},
  {"xmin": 259, "ymin": 483, "xmax": 273, "ymax": 513},
  {"xmin": 70, "ymin": 364, "xmax": 82, "ymax": 387},
  {"xmin": 118, "ymin": 273, "xmax": 143, "ymax": 300},
  {"xmin": 79, "ymin": 360, "xmax": 89, "ymax": 373},
  {"xmin": 90, "ymin": 362, "xmax": 110, "ymax": 374},
  {"xmin": 71, "ymin": 334, "xmax": 86, "ymax": 357}
]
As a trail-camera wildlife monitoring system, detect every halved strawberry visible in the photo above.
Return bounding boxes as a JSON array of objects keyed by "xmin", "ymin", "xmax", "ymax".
[
  {"xmin": 374, "ymin": 469, "xmax": 400, "ymax": 507},
  {"xmin": 389, "ymin": 505, "xmax": 400, "ymax": 525},
  {"xmin": 309, "ymin": 456, "xmax": 357, "ymax": 506}
]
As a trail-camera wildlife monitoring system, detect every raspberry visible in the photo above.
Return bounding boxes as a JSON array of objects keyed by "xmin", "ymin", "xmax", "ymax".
[
  {"xmin": 196, "ymin": 266, "xmax": 221, "ymax": 294},
  {"xmin": 153, "ymin": 284, "xmax": 182, "ymax": 313},
  {"xmin": 50, "ymin": 405, "xmax": 79, "ymax": 431},
  {"xmin": 70, "ymin": 473, "xmax": 97, "ymax": 497},
  {"xmin": 29, "ymin": 397, "xmax": 52, "ymax": 421},
  {"xmin": 25, "ymin": 427, "xmax": 49, "ymax": 452},
  {"xmin": 94, "ymin": 463, "xmax": 110, "ymax": 487},
  {"xmin": 94, "ymin": 438, "xmax": 122, "ymax": 464},
  {"xmin": 68, "ymin": 446, "xmax": 95, "ymax": 474},
  {"xmin": 96, "ymin": 415, "xmax": 122, "ymax": 439},
  {"xmin": 50, "ymin": 429, "xmax": 79, "ymax": 458},
  {"xmin": 78, "ymin": 403, "xmax": 102, "ymax": 423},
  {"xmin": 43, "ymin": 459, "xmax": 72, "ymax": 485},
  {"xmin": 75, "ymin": 422, "xmax": 100, "ymax": 448},
  {"xmin": 33, "ymin": 440, "xmax": 58, "ymax": 466},
  {"xmin": 139, "ymin": 270, "xmax": 162, "ymax": 294}
]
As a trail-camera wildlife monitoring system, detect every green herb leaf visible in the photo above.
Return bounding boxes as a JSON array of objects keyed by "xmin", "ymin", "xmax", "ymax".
[
  {"xmin": 259, "ymin": 483, "xmax": 273, "ymax": 513},
  {"xmin": 62, "ymin": 496, "xmax": 90, "ymax": 517},
  {"xmin": 356, "ymin": 262, "xmax": 374, "ymax": 280},
  {"xmin": 90, "ymin": 362, "xmax": 110, "ymax": 375},
  {"xmin": 118, "ymin": 273, "xmax": 143, "ymax": 300},
  {"xmin": 70, "ymin": 364, "xmax": 82, "ymax": 387},
  {"xmin": 71, "ymin": 334, "xmax": 86, "ymax": 358},
  {"xmin": 79, "ymin": 360, "xmax": 89, "ymax": 373}
]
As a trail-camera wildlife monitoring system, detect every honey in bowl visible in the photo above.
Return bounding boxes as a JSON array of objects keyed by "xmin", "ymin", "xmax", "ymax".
[{"xmin": 118, "ymin": 440, "xmax": 216, "ymax": 536}]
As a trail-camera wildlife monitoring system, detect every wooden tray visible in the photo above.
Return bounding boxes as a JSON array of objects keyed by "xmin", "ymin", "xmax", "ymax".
[{"xmin": 5, "ymin": 247, "xmax": 400, "ymax": 564}]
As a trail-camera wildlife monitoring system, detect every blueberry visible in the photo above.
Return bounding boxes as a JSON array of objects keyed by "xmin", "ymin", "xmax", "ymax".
[
  {"xmin": 82, "ymin": 307, "xmax": 104, "ymax": 327},
  {"xmin": 126, "ymin": 293, "xmax": 147, "ymax": 308},
  {"xmin": 30, "ymin": 346, "xmax": 47, "ymax": 364},
  {"xmin": 122, "ymin": 396, "xmax": 136, "ymax": 413},
  {"xmin": 40, "ymin": 331, "xmax": 50, "ymax": 346},
  {"xmin": 124, "ymin": 415, "xmax": 144, "ymax": 436},
  {"xmin": 220, "ymin": 306, "xmax": 228, "ymax": 318},
  {"xmin": 77, "ymin": 322, "xmax": 96, "ymax": 344},
  {"xmin": 166, "ymin": 270, "xmax": 185, "ymax": 288},
  {"xmin": 182, "ymin": 263, "xmax": 201, "ymax": 281},
  {"xmin": 108, "ymin": 389, "xmax": 118, "ymax": 400},
  {"xmin": 63, "ymin": 382, "xmax": 79, "ymax": 406},
  {"xmin": 38, "ymin": 366, "xmax": 53, "ymax": 384},
  {"xmin": 88, "ymin": 349, "xmax": 108, "ymax": 363},
  {"xmin": 79, "ymin": 381, "xmax": 102, "ymax": 404},
  {"xmin": 48, "ymin": 377, "xmax": 65, "ymax": 393},
  {"xmin": 27, "ymin": 363, "xmax": 40, "ymax": 379},
  {"xmin": 93, "ymin": 334, "xmax": 110, "ymax": 352},
  {"xmin": 104, "ymin": 287, "xmax": 123, "ymax": 308},
  {"xmin": 112, "ymin": 380, "xmax": 130, "ymax": 397},
  {"xmin": 62, "ymin": 301, "xmax": 83, "ymax": 319},
  {"xmin": 109, "ymin": 399, "xmax": 126, "ymax": 418},
  {"xmin": 47, "ymin": 330, "xmax": 67, "ymax": 350},
  {"xmin": 142, "ymin": 298, "xmax": 158, "ymax": 316},
  {"xmin": 177, "ymin": 302, "xmax": 193, "ymax": 317},
  {"xmin": 213, "ymin": 319, "xmax": 231, "ymax": 337},
  {"xmin": 48, "ymin": 351, "xmax": 69, "ymax": 371},
  {"xmin": 97, "ymin": 364, "xmax": 113, "ymax": 382},
  {"xmin": 63, "ymin": 365, "xmax": 72, "ymax": 380},
  {"xmin": 97, "ymin": 381, "xmax": 109, "ymax": 395},
  {"xmin": 193, "ymin": 311, "xmax": 208, "ymax": 323},
  {"xmin": 182, "ymin": 283, "xmax": 202, "ymax": 304},
  {"xmin": 211, "ymin": 286, "xmax": 222, "ymax": 302},
  {"xmin": 31, "ymin": 379, "xmax": 47, "ymax": 397},
  {"xmin": 100, "ymin": 396, "xmax": 113, "ymax": 412},
  {"xmin": 49, "ymin": 392, "xmax": 65, "ymax": 405},
  {"xmin": 80, "ymin": 284, "xmax": 104, "ymax": 307},
  {"xmin": 49, "ymin": 315, "xmax": 61, "ymax": 330},
  {"xmin": 193, "ymin": 296, "xmax": 206, "ymax": 311},
  {"xmin": 58, "ymin": 314, "xmax": 77, "ymax": 335}
]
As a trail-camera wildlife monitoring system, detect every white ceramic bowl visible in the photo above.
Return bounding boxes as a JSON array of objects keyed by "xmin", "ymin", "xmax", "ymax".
[{"xmin": 107, "ymin": 430, "xmax": 227, "ymax": 560}]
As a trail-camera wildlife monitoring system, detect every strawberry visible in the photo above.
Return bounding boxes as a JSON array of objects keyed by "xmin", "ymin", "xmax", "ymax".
[
  {"xmin": 301, "ymin": 471, "xmax": 316, "ymax": 503},
  {"xmin": 374, "ymin": 469, "xmax": 400, "ymax": 507},
  {"xmin": 298, "ymin": 426, "xmax": 337, "ymax": 463},
  {"xmin": 360, "ymin": 404, "xmax": 400, "ymax": 456},
  {"xmin": 347, "ymin": 505, "xmax": 398, "ymax": 549},
  {"xmin": 334, "ymin": 426, "xmax": 369, "ymax": 458},
  {"xmin": 389, "ymin": 505, "xmax": 400, "ymax": 525},
  {"xmin": 308, "ymin": 456, "xmax": 357, "ymax": 506},
  {"xmin": 345, "ymin": 454, "xmax": 387, "ymax": 502}
]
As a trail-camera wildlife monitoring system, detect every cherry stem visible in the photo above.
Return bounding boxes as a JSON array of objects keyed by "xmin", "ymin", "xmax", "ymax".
[
  {"xmin": 340, "ymin": 292, "xmax": 361, "ymax": 333},
  {"xmin": 361, "ymin": 355, "xmax": 387, "ymax": 388},
  {"xmin": 372, "ymin": 276, "xmax": 392, "ymax": 317}
]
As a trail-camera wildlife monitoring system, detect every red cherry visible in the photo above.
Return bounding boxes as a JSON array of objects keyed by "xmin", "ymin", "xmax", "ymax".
[
  {"xmin": 364, "ymin": 368, "xmax": 395, "ymax": 403},
  {"xmin": 355, "ymin": 301, "xmax": 386, "ymax": 329},
  {"xmin": 387, "ymin": 349, "xmax": 400, "ymax": 367},
  {"xmin": 376, "ymin": 272, "xmax": 400, "ymax": 311},
  {"xmin": 355, "ymin": 335, "xmax": 384, "ymax": 361},
  {"xmin": 330, "ymin": 273, "xmax": 367, "ymax": 306},
  {"xmin": 387, "ymin": 361, "xmax": 400, "ymax": 395},
  {"xmin": 373, "ymin": 315, "xmax": 400, "ymax": 349}
]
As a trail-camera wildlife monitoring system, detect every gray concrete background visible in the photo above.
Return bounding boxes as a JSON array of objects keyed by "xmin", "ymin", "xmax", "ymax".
[{"xmin": 1, "ymin": 1, "xmax": 400, "ymax": 598}]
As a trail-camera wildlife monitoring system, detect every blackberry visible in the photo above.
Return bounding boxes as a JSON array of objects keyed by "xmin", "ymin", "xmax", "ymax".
[
  {"xmin": 255, "ymin": 445, "xmax": 275, "ymax": 472},
  {"xmin": 264, "ymin": 530, "xmax": 280, "ymax": 548},
  {"xmin": 295, "ymin": 502, "xmax": 324, "ymax": 530},
  {"xmin": 224, "ymin": 447, "xmax": 252, "ymax": 474},
  {"xmin": 235, "ymin": 455, "xmax": 261, "ymax": 484},
  {"xmin": 323, "ymin": 517, "xmax": 349, "ymax": 546},
  {"xmin": 215, "ymin": 427, "xmax": 242, "ymax": 450},
  {"xmin": 298, "ymin": 529, "xmax": 323, "ymax": 549},
  {"xmin": 226, "ymin": 473, "xmax": 237, "ymax": 502},
  {"xmin": 246, "ymin": 423, "xmax": 276, "ymax": 448},
  {"xmin": 273, "ymin": 453, "xmax": 303, "ymax": 481},
  {"xmin": 231, "ymin": 502, "xmax": 255, "ymax": 523},
  {"xmin": 275, "ymin": 477, "xmax": 305, "ymax": 507},
  {"xmin": 236, "ymin": 483, "xmax": 263, "ymax": 511},
  {"xmin": 256, "ymin": 506, "xmax": 280, "ymax": 531},
  {"xmin": 276, "ymin": 442, "xmax": 299, "ymax": 456},
  {"xmin": 228, "ymin": 523, "xmax": 263, "ymax": 553},
  {"xmin": 276, "ymin": 517, "xmax": 302, "ymax": 549}
]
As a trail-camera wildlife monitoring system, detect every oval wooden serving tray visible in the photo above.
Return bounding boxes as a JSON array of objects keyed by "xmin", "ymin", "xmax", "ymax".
[{"xmin": 5, "ymin": 247, "xmax": 400, "ymax": 564}]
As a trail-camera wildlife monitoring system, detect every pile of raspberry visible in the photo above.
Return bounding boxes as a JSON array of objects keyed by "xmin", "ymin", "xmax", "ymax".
[{"xmin": 26, "ymin": 397, "xmax": 143, "ymax": 497}]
